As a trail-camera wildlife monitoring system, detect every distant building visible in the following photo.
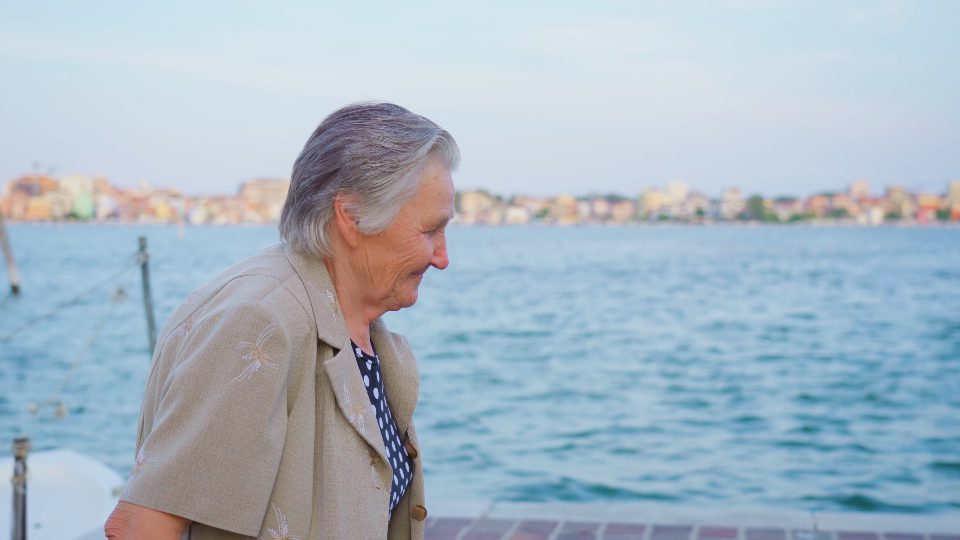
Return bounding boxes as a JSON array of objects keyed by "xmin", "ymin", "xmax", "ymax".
[
  {"xmin": 59, "ymin": 175, "xmax": 96, "ymax": 219},
  {"xmin": 771, "ymin": 198, "xmax": 802, "ymax": 222},
  {"xmin": 640, "ymin": 188, "xmax": 668, "ymax": 219},
  {"xmin": 680, "ymin": 191, "xmax": 711, "ymax": 220},
  {"xmin": 719, "ymin": 188, "xmax": 744, "ymax": 220},
  {"xmin": 551, "ymin": 195, "xmax": 579, "ymax": 225},
  {"xmin": 948, "ymin": 180, "xmax": 960, "ymax": 203},
  {"xmin": 915, "ymin": 194, "xmax": 943, "ymax": 223},
  {"xmin": 857, "ymin": 205, "xmax": 885, "ymax": 226},
  {"xmin": 948, "ymin": 180, "xmax": 960, "ymax": 220},
  {"xmin": 95, "ymin": 193, "xmax": 118, "ymax": 221},
  {"xmin": 457, "ymin": 190, "xmax": 504, "ymax": 225},
  {"xmin": 239, "ymin": 178, "xmax": 289, "ymax": 222},
  {"xmin": 590, "ymin": 198, "xmax": 611, "ymax": 220},
  {"xmin": 885, "ymin": 186, "xmax": 914, "ymax": 220},
  {"xmin": 4, "ymin": 175, "xmax": 62, "ymax": 220},
  {"xmin": 503, "ymin": 205, "xmax": 531, "ymax": 225},
  {"xmin": 830, "ymin": 193, "xmax": 855, "ymax": 219},
  {"xmin": 665, "ymin": 181, "xmax": 689, "ymax": 206},
  {"xmin": 6, "ymin": 174, "xmax": 59, "ymax": 198},
  {"xmin": 512, "ymin": 195, "xmax": 547, "ymax": 222},
  {"xmin": 848, "ymin": 180, "xmax": 871, "ymax": 202},
  {"xmin": 576, "ymin": 200, "xmax": 591, "ymax": 220},
  {"xmin": 805, "ymin": 194, "xmax": 830, "ymax": 218},
  {"xmin": 610, "ymin": 200, "xmax": 637, "ymax": 223}
]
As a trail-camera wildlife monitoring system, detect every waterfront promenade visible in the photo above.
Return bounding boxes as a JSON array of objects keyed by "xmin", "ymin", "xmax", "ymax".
[{"xmin": 424, "ymin": 502, "xmax": 960, "ymax": 540}]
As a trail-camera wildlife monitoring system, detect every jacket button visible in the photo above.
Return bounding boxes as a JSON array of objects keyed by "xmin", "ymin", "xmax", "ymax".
[
  {"xmin": 411, "ymin": 504, "xmax": 428, "ymax": 521},
  {"xmin": 403, "ymin": 442, "xmax": 419, "ymax": 459}
]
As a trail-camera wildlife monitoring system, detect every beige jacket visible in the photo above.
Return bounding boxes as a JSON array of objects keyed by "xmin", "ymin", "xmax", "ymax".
[{"xmin": 122, "ymin": 245, "xmax": 428, "ymax": 539}]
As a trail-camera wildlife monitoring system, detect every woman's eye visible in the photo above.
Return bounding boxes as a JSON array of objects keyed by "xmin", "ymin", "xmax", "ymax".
[{"xmin": 424, "ymin": 221, "xmax": 447, "ymax": 238}]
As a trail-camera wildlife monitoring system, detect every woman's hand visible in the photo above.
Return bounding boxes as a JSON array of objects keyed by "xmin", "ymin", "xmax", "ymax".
[{"xmin": 104, "ymin": 501, "xmax": 191, "ymax": 539}]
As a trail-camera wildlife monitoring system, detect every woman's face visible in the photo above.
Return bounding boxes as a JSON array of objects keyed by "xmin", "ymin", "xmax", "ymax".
[{"xmin": 358, "ymin": 156, "xmax": 454, "ymax": 312}]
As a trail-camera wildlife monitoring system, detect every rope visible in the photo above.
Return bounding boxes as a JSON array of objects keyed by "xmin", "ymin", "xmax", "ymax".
[
  {"xmin": 28, "ymin": 282, "xmax": 126, "ymax": 418},
  {"xmin": 0, "ymin": 255, "xmax": 139, "ymax": 343}
]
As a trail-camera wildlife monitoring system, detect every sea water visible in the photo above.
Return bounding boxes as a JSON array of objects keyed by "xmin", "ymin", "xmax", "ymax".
[{"xmin": 1, "ymin": 224, "xmax": 958, "ymax": 513}]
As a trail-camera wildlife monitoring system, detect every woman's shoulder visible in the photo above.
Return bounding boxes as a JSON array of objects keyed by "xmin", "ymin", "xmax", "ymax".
[
  {"xmin": 190, "ymin": 247, "xmax": 310, "ymax": 315},
  {"xmin": 157, "ymin": 247, "xmax": 317, "ymax": 358}
]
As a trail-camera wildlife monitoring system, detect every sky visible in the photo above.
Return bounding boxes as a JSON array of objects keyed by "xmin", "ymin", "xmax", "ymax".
[{"xmin": 1, "ymin": 0, "xmax": 958, "ymax": 198}]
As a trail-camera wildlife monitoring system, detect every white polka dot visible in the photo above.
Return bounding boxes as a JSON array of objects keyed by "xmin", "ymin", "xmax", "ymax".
[
  {"xmin": 355, "ymin": 347, "xmax": 363, "ymax": 357},
  {"xmin": 378, "ymin": 417, "xmax": 384, "ymax": 429},
  {"xmin": 405, "ymin": 462, "xmax": 410, "ymax": 473},
  {"xmin": 366, "ymin": 360, "xmax": 372, "ymax": 370},
  {"xmin": 362, "ymin": 375, "xmax": 370, "ymax": 387},
  {"xmin": 373, "ymin": 388, "xmax": 379, "ymax": 399}
]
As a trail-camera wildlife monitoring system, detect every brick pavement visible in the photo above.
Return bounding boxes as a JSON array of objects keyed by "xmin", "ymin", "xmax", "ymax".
[{"xmin": 423, "ymin": 517, "xmax": 960, "ymax": 540}]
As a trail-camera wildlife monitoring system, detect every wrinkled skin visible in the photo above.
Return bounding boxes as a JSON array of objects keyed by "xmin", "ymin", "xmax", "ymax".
[{"xmin": 105, "ymin": 500, "xmax": 190, "ymax": 539}]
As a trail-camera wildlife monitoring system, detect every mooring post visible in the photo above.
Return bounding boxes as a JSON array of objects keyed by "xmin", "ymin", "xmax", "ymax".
[
  {"xmin": 0, "ymin": 212, "xmax": 21, "ymax": 295},
  {"xmin": 12, "ymin": 437, "xmax": 29, "ymax": 540},
  {"xmin": 138, "ymin": 236, "xmax": 157, "ymax": 354}
]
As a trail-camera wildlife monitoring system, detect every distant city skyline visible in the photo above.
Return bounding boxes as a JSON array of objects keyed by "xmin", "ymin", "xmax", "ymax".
[
  {"xmin": 6, "ymin": 173, "xmax": 958, "ymax": 227},
  {"xmin": 1, "ymin": 1, "xmax": 958, "ymax": 197},
  {"xmin": 7, "ymin": 171, "xmax": 958, "ymax": 201}
]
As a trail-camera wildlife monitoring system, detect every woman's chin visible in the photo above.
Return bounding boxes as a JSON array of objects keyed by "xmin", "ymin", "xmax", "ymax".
[{"xmin": 389, "ymin": 288, "xmax": 419, "ymax": 311}]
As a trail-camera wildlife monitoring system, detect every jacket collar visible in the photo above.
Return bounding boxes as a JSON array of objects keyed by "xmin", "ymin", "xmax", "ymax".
[
  {"xmin": 284, "ymin": 244, "xmax": 419, "ymax": 461},
  {"xmin": 283, "ymin": 245, "xmax": 349, "ymax": 349}
]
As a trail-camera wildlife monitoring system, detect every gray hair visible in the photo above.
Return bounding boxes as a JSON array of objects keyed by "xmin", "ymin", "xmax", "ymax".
[{"xmin": 280, "ymin": 102, "xmax": 460, "ymax": 258}]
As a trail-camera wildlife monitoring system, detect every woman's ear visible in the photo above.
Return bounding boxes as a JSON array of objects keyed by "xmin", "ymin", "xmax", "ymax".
[{"xmin": 332, "ymin": 195, "xmax": 362, "ymax": 249}]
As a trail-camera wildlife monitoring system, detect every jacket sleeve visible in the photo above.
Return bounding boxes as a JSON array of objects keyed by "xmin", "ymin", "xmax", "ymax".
[{"xmin": 121, "ymin": 295, "xmax": 307, "ymax": 537}]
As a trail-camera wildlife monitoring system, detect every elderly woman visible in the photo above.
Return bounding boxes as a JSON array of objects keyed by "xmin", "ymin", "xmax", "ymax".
[{"xmin": 105, "ymin": 102, "xmax": 458, "ymax": 539}]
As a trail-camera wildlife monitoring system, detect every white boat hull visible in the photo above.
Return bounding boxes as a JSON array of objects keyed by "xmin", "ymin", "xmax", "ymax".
[{"xmin": 0, "ymin": 449, "xmax": 124, "ymax": 540}]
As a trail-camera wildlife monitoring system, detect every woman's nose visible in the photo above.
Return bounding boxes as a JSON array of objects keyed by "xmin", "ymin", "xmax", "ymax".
[{"xmin": 430, "ymin": 235, "xmax": 449, "ymax": 270}]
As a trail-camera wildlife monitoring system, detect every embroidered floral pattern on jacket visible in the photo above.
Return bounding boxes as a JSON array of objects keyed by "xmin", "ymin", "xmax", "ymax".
[
  {"xmin": 123, "ymin": 445, "xmax": 159, "ymax": 498},
  {"xmin": 367, "ymin": 446, "xmax": 382, "ymax": 490},
  {"xmin": 232, "ymin": 323, "xmax": 281, "ymax": 383},
  {"xmin": 324, "ymin": 289, "xmax": 338, "ymax": 315},
  {"xmin": 394, "ymin": 336, "xmax": 409, "ymax": 364},
  {"xmin": 169, "ymin": 303, "xmax": 207, "ymax": 339},
  {"xmin": 342, "ymin": 379, "xmax": 373, "ymax": 435},
  {"xmin": 262, "ymin": 504, "xmax": 300, "ymax": 540},
  {"xmin": 131, "ymin": 446, "xmax": 156, "ymax": 476}
]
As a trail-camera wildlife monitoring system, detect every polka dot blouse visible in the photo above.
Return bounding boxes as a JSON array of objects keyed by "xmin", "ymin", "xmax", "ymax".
[{"xmin": 352, "ymin": 341, "xmax": 414, "ymax": 515}]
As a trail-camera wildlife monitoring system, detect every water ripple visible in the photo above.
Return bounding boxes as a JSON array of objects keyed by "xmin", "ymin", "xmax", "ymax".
[{"xmin": 2, "ymin": 225, "xmax": 959, "ymax": 513}]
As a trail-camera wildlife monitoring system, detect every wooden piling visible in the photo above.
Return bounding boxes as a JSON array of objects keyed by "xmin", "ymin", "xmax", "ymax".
[
  {"xmin": 0, "ymin": 212, "xmax": 21, "ymax": 295},
  {"xmin": 138, "ymin": 236, "xmax": 157, "ymax": 354},
  {"xmin": 11, "ymin": 437, "xmax": 29, "ymax": 540}
]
